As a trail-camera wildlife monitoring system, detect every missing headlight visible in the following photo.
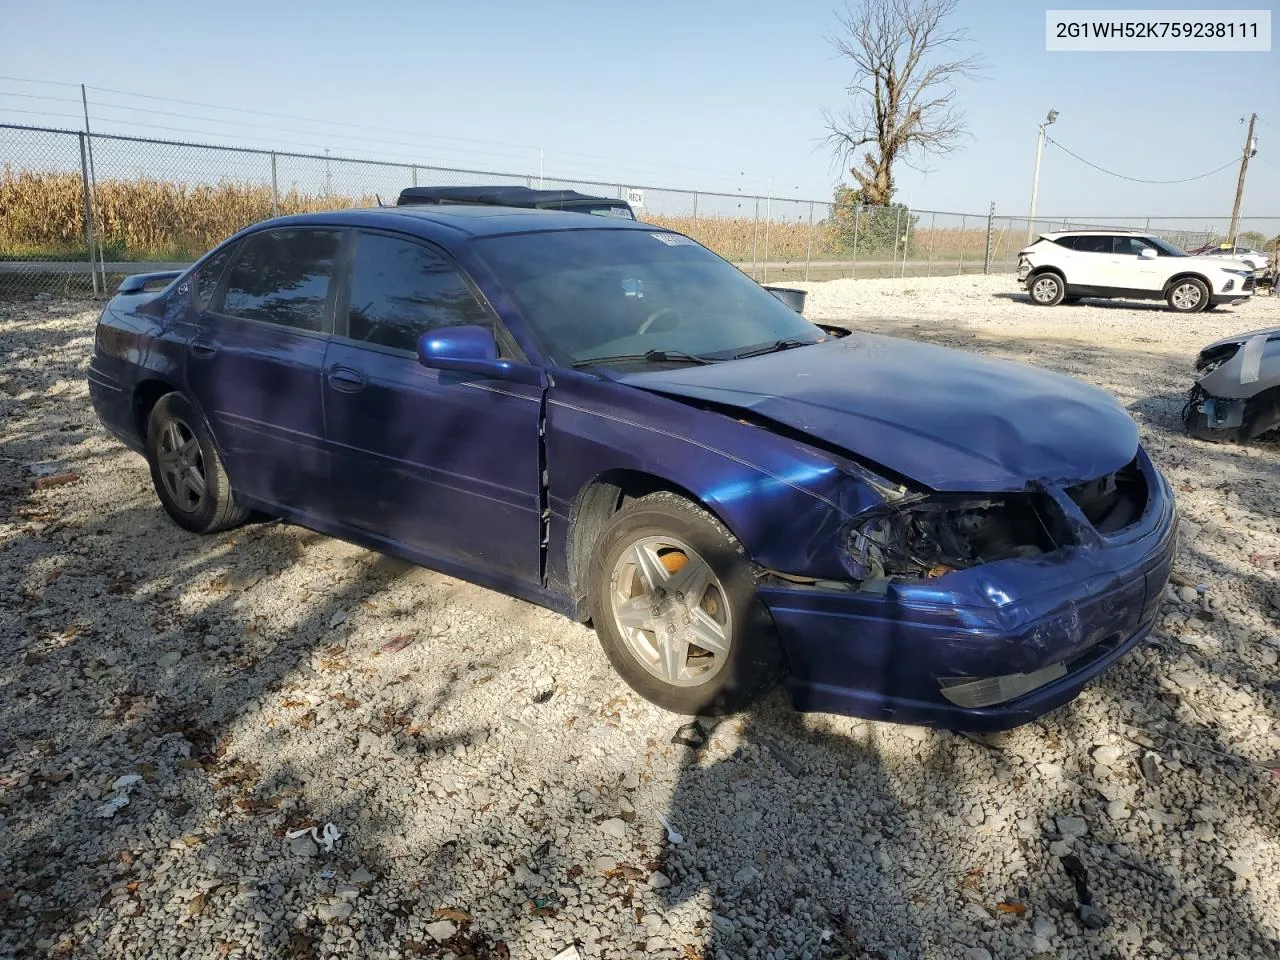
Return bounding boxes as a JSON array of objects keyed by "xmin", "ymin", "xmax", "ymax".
[{"xmin": 843, "ymin": 493, "xmax": 1068, "ymax": 582}]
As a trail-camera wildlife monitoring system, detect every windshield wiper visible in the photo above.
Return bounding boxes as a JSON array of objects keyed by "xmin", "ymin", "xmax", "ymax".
[
  {"xmin": 733, "ymin": 338, "xmax": 816, "ymax": 360},
  {"xmin": 571, "ymin": 349, "xmax": 719, "ymax": 369}
]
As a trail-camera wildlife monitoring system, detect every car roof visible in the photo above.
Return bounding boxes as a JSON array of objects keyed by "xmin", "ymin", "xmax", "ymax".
[
  {"xmin": 251, "ymin": 205, "xmax": 656, "ymax": 240},
  {"xmin": 1041, "ymin": 230, "xmax": 1149, "ymax": 238}
]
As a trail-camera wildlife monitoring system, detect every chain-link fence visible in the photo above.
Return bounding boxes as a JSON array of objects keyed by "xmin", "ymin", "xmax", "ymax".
[{"xmin": 3, "ymin": 121, "xmax": 1278, "ymax": 298}]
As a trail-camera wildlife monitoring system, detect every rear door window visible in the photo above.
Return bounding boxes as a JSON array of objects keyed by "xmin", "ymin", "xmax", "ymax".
[
  {"xmin": 343, "ymin": 231, "xmax": 491, "ymax": 352},
  {"xmin": 217, "ymin": 229, "xmax": 342, "ymax": 332},
  {"xmin": 1114, "ymin": 237, "xmax": 1153, "ymax": 256},
  {"xmin": 1073, "ymin": 235, "xmax": 1111, "ymax": 254}
]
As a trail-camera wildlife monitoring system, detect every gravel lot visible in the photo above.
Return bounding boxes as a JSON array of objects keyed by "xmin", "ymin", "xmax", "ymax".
[{"xmin": 2, "ymin": 275, "xmax": 1279, "ymax": 960}]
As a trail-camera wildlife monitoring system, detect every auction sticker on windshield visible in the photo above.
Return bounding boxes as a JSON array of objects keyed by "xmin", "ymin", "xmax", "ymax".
[{"xmin": 651, "ymin": 233, "xmax": 697, "ymax": 246}]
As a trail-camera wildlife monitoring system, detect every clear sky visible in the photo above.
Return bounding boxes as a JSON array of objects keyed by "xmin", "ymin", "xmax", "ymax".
[{"xmin": 1, "ymin": 0, "xmax": 1277, "ymax": 224}]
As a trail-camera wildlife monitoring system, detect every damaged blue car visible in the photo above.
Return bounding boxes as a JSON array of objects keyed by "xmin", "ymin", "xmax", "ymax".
[{"xmin": 88, "ymin": 206, "xmax": 1177, "ymax": 731}]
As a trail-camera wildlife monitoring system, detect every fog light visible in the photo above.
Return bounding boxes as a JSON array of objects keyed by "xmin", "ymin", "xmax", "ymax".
[
  {"xmin": 1224, "ymin": 279, "xmax": 1235, "ymax": 292},
  {"xmin": 938, "ymin": 661, "xmax": 1068, "ymax": 708}
]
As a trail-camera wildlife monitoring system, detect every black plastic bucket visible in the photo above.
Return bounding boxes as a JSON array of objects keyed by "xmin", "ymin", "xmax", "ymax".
[{"xmin": 764, "ymin": 285, "xmax": 807, "ymax": 314}]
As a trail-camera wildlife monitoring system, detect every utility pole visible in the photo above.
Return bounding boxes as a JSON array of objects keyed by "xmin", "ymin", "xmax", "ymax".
[
  {"xmin": 80, "ymin": 84, "xmax": 105, "ymax": 294},
  {"xmin": 1227, "ymin": 112, "xmax": 1257, "ymax": 244},
  {"xmin": 1026, "ymin": 108, "xmax": 1059, "ymax": 244}
]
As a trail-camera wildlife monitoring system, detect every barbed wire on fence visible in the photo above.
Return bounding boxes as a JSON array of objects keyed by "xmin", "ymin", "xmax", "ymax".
[{"xmin": 1, "ymin": 121, "xmax": 1276, "ymax": 298}]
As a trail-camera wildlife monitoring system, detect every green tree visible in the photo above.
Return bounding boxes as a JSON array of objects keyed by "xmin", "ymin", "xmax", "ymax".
[{"xmin": 829, "ymin": 186, "xmax": 919, "ymax": 255}]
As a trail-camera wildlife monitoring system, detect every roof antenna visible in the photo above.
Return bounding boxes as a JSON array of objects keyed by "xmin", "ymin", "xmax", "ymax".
[{"xmin": 375, "ymin": 193, "xmax": 385, "ymax": 207}]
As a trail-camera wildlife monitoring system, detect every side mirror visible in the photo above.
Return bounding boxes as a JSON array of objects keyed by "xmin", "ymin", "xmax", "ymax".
[
  {"xmin": 1139, "ymin": 247, "xmax": 1158, "ymax": 259},
  {"xmin": 416, "ymin": 325, "xmax": 544, "ymax": 386}
]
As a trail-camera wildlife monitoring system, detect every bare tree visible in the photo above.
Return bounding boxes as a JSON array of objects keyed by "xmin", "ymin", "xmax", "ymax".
[{"xmin": 825, "ymin": 0, "xmax": 983, "ymax": 206}]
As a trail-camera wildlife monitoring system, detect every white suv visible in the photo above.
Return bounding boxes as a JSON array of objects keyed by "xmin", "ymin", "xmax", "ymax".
[{"xmin": 1017, "ymin": 231, "xmax": 1256, "ymax": 313}]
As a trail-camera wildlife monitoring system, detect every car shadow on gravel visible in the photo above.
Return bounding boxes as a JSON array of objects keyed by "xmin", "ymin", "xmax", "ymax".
[
  {"xmin": 990, "ymin": 292, "xmax": 1255, "ymax": 316},
  {"xmin": 0, "ymin": 477, "xmax": 476, "ymax": 955},
  {"xmin": 648, "ymin": 575, "xmax": 1280, "ymax": 959}
]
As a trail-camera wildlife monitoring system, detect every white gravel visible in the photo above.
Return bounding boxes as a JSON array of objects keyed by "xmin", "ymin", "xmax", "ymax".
[{"xmin": 2, "ymin": 276, "xmax": 1279, "ymax": 960}]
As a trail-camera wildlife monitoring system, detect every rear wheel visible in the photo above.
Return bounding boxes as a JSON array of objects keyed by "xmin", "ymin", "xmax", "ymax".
[
  {"xmin": 145, "ymin": 392, "xmax": 247, "ymax": 534},
  {"xmin": 588, "ymin": 492, "xmax": 784, "ymax": 715},
  {"xmin": 1028, "ymin": 272, "xmax": 1065, "ymax": 306},
  {"xmin": 1167, "ymin": 278, "xmax": 1208, "ymax": 313}
]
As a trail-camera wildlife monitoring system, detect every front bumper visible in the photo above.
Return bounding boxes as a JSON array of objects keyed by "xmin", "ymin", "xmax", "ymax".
[
  {"xmin": 758, "ymin": 456, "xmax": 1178, "ymax": 731},
  {"xmin": 1210, "ymin": 274, "xmax": 1254, "ymax": 306}
]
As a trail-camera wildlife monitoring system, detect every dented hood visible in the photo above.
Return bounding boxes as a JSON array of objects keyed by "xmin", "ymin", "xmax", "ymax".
[{"xmin": 619, "ymin": 333, "xmax": 1139, "ymax": 492}]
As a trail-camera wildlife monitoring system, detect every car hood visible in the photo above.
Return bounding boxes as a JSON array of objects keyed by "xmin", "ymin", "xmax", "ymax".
[
  {"xmin": 619, "ymin": 333, "xmax": 1139, "ymax": 492},
  {"xmin": 1201, "ymin": 326, "xmax": 1280, "ymax": 352},
  {"xmin": 1185, "ymin": 254, "xmax": 1253, "ymax": 271}
]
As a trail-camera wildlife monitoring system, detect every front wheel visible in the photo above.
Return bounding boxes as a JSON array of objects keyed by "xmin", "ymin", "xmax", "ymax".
[
  {"xmin": 1028, "ymin": 272, "xmax": 1065, "ymax": 306},
  {"xmin": 146, "ymin": 392, "xmax": 248, "ymax": 534},
  {"xmin": 1167, "ymin": 278, "xmax": 1209, "ymax": 313},
  {"xmin": 587, "ymin": 492, "xmax": 784, "ymax": 715}
]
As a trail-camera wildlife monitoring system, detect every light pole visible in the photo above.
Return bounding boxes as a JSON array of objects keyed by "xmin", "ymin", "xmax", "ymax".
[{"xmin": 1027, "ymin": 108, "xmax": 1058, "ymax": 243}]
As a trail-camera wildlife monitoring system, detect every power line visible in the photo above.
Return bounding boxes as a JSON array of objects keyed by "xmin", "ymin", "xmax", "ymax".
[
  {"xmin": 0, "ymin": 106, "xmax": 86, "ymax": 122},
  {"xmin": 0, "ymin": 74, "xmax": 776, "ymax": 189},
  {"xmin": 87, "ymin": 84, "xmax": 539, "ymax": 153},
  {"xmin": 1045, "ymin": 136, "xmax": 1238, "ymax": 184},
  {"xmin": 0, "ymin": 75, "xmax": 81, "ymax": 87},
  {"xmin": 0, "ymin": 91, "xmax": 82, "ymax": 105},
  {"xmin": 0, "ymin": 109, "xmax": 772, "ymax": 196},
  {"xmin": 82, "ymin": 99, "xmax": 541, "ymax": 165},
  {"xmin": 82, "ymin": 82, "xmax": 773, "ymax": 187},
  {"xmin": 0, "ymin": 75, "xmax": 779, "ymax": 193}
]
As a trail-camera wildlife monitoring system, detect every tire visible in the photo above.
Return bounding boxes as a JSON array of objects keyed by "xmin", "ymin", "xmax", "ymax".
[
  {"xmin": 145, "ymin": 392, "xmax": 248, "ymax": 534},
  {"xmin": 1166, "ymin": 277, "xmax": 1209, "ymax": 313},
  {"xmin": 1028, "ymin": 272, "xmax": 1065, "ymax": 306},
  {"xmin": 587, "ymin": 491, "xmax": 784, "ymax": 715}
]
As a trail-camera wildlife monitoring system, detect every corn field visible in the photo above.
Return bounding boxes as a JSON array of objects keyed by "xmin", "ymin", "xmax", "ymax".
[
  {"xmin": 0, "ymin": 167, "xmax": 999, "ymax": 266},
  {"xmin": 0, "ymin": 168, "xmax": 373, "ymax": 261}
]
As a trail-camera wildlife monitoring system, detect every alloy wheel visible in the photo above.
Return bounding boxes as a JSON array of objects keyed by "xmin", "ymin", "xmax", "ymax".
[
  {"xmin": 156, "ymin": 416, "xmax": 206, "ymax": 512},
  {"xmin": 1171, "ymin": 282, "xmax": 1203, "ymax": 311},
  {"xmin": 1032, "ymin": 277, "xmax": 1059, "ymax": 303},
  {"xmin": 609, "ymin": 536, "xmax": 731, "ymax": 687}
]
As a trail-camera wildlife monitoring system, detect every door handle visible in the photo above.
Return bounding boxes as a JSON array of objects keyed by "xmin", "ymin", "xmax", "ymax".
[
  {"xmin": 189, "ymin": 337, "xmax": 217, "ymax": 359},
  {"xmin": 327, "ymin": 366, "xmax": 366, "ymax": 393}
]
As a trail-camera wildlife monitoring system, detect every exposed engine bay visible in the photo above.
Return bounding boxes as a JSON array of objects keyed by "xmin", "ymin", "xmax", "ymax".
[
  {"xmin": 844, "ymin": 492, "xmax": 1065, "ymax": 583},
  {"xmin": 843, "ymin": 458, "xmax": 1149, "ymax": 587}
]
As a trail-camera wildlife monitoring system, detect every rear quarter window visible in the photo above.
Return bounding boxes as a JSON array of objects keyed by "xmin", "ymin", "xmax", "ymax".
[{"xmin": 195, "ymin": 245, "xmax": 235, "ymax": 309}]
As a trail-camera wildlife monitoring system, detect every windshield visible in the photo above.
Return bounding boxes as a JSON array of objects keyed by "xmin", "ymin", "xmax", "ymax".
[
  {"xmin": 1144, "ymin": 236, "xmax": 1187, "ymax": 257},
  {"xmin": 470, "ymin": 228, "xmax": 824, "ymax": 367}
]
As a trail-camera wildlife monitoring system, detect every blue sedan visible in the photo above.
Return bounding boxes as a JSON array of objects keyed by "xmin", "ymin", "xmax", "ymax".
[{"xmin": 88, "ymin": 206, "xmax": 1177, "ymax": 730}]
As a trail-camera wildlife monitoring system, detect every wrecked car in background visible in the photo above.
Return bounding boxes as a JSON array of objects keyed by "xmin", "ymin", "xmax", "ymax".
[
  {"xmin": 1185, "ymin": 326, "xmax": 1280, "ymax": 442},
  {"xmin": 88, "ymin": 204, "xmax": 1177, "ymax": 732}
]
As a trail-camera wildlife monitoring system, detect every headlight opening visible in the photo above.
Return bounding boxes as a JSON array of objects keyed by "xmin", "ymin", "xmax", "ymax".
[{"xmin": 843, "ymin": 493, "xmax": 1067, "ymax": 582}]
